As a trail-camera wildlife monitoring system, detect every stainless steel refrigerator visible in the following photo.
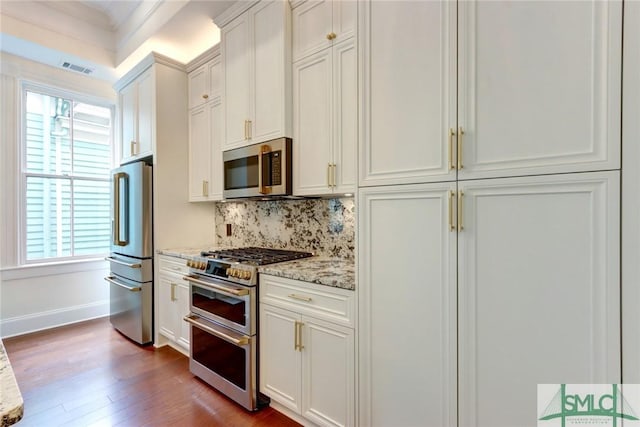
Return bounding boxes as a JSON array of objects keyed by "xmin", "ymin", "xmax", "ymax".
[{"xmin": 105, "ymin": 160, "xmax": 153, "ymax": 344}]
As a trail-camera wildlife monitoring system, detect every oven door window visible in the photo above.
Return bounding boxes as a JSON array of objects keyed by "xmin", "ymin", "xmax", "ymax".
[
  {"xmin": 192, "ymin": 325, "xmax": 248, "ymax": 390},
  {"xmin": 191, "ymin": 284, "xmax": 247, "ymax": 327},
  {"xmin": 224, "ymin": 156, "xmax": 258, "ymax": 190}
]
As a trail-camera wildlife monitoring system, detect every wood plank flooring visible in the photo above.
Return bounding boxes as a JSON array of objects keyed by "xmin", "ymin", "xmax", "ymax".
[{"xmin": 3, "ymin": 318, "xmax": 301, "ymax": 427}]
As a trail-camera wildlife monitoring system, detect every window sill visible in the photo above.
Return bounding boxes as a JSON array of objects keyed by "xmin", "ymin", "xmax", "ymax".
[{"xmin": 0, "ymin": 258, "xmax": 109, "ymax": 281}]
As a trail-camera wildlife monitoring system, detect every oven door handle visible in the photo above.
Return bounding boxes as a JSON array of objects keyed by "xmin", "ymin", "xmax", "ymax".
[
  {"xmin": 182, "ymin": 275, "xmax": 250, "ymax": 296},
  {"xmin": 184, "ymin": 314, "xmax": 249, "ymax": 346},
  {"xmin": 104, "ymin": 276, "xmax": 142, "ymax": 292}
]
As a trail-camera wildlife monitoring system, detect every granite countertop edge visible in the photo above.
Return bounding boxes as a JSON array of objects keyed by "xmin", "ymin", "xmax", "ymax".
[
  {"xmin": 157, "ymin": 248, "xmax": 355, "ymax": 291},
  {"xmin": 0, "ymin": 340, "xmax": 24, "ymax": 426}
]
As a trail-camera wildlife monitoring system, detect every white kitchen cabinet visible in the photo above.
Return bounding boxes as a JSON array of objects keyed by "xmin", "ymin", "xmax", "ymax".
[
  {"xmin": 218, "ymin": 0, "xmax": 292, "ymax": 149},
  {"xmin": 118, "ymin": 68, "xmax": 154, "ymax": 164},
  {"xmin": 293, "ymin": 38, "xmax": 356, "ymax": 196},
  {"xmin": 358, "ymin": 171, "xmax": 621, "ymax": 427},
  {"xmin": 157, "ymin": 255, "xmax": 190, "ymax": 353},
  {"xmin": 187, "ymin": 51, "xmax": 223, "ymax": 202},
  {"xmin": 260, "ymin": 275, "xmax": 355, "ymax": 427},
  {"xmin": 359, "ymin": 0, "xmax": 622, "ymax": 186},
  {"xmin": 188, "ymin": 58, "xmax": 221, "ymax": 110},
  {"xmin": 292, "ymin": 0, "xmax": 356, "ymax": 62}
]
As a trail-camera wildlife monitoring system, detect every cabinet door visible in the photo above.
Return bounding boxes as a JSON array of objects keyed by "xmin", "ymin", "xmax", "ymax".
[
  {"xmin": 208, "ymin": 57, "xmax": 222, "ymax": 100},
  {"xmin": 457, "ymin": 172, "xmax": 620, "ymax": 426},
  {"xmin": 332, "ymin": 0, "xmax": 356, "ymax": 45},
  {"xmin": 188, "ymin": 106, "xmax": 210, "ymax": 202},
  {"xmin": 293, "ymin": 49, "xmax": 333, "ymax": 196},
  {"xmin": 359, "ymin": 0, "xmax": 456, "ymax": 186},
  {"xmin": 359, "ymin": 183, "xmax": 457, "ymax": 427},
  {"xmin": 223, "ymin": 13, "xmax": 251, "ymax": 148},
  {"xmin": 209, "ymin": 98, "xmax": 223, "ymax": 201},
  {"xmin": 302, "ymin": 317, "xmax": 354, "ymax": 427},
  {"xmin": 120, "ymin": 82, "xmax": 137, "ymax": 164},
  {"xmin": 136, "ymin": 69, "xmax": 154, "ymax": 157},
  {"xmin": 292, "ymin": 0, "xmax": 332, "ymax": 61},
  {"xmin": 457, "ymin": 1, "xmax": 622, "ymax": 179},
  {"xmin": 251, "ymin": 0, "xmax": 289, "ymax": 144},
  {"xmin": 176, "ymin": 283, "xmax": 190, "ymax": 350},
  {"xmin": 260, "ymin": 304, "xmax": 302, "ymax": 414},
  {"xmin": 332, "ymin": 38, "xmax": 357, "ymax": 194},
  {"xmin": 158, "ymin": 274, "xmax": 179, "ymax": 341},
  {"xmin": 188, "ymin": 64, "xmax": 208, "ymax": 110}
]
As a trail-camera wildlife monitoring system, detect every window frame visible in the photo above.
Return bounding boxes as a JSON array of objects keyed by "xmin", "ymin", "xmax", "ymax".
[{"xmin": 19, "ymin": 81, "xmax": 116, "ymax": 265}]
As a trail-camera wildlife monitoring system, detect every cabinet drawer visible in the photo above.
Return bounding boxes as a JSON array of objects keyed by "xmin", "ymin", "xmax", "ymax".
[
  {"xmin": 158, "ymin": 256, "xmax": 189, "ymax": 275},
  {"xmin": 260, "ymin": 274, "xmax": 355, "ymax": 326}
]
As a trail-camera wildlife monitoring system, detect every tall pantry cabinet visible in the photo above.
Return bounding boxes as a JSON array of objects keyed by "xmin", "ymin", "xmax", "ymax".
[{"xmin": 357, "ymin": 1, "xmax": 623, "ymax": 426}]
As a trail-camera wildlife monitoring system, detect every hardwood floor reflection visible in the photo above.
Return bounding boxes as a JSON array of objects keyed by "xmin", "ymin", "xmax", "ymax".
[{"xmin": 3, "ymin": 318, "xmax": 300, "ymax": 427}]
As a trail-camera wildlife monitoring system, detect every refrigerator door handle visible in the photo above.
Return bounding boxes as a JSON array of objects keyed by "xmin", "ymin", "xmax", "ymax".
[
  {"xmin": 105, "ymin": 256, "xmax": 142, "ymax": 269},
  {"xmin": 113, "ymin": 172, "xmax": 129, "ymax": 246}
]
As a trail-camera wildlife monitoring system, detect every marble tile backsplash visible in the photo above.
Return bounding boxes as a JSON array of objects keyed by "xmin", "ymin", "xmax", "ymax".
[{"xmin": 214, "ymin": 198, "xmax": 355, "ymax": 259}]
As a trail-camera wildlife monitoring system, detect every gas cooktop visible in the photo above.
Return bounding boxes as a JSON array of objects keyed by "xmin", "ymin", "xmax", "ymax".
[{"xmin": 200, "ymin": 247, "xmax": 313, "ymax": 266}]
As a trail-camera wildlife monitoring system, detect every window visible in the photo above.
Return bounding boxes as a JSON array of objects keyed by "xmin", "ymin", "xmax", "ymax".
[{"xmin": 22, "ymin": 86, "xmax": 113, "ymax": 262}]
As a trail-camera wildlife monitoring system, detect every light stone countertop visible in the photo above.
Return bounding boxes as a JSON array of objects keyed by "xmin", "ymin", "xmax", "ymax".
[
  {"xmin": 0, "ymin": 340, "xmax": 24, "ymax": 426},
  {"xmin": 258, "ymin": 257, "xmax": 355, "ymax": 291},
  {"xmin": 157, "ymin": 248, "xmax": 355, "ymax": 291}
]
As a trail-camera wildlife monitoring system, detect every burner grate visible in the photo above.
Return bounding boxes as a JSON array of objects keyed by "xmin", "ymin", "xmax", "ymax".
[{"xmin": 200, "ymin": 247, "xmax": 313, "ymax": 265}]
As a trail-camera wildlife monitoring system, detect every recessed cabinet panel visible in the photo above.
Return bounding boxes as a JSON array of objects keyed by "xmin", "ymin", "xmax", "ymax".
[
  {"xmin": 120, "ymin": 82, "xmax": 136, "ymax": 162},
  {"xmin": 293, "ymin": 50, "xmax": 333, "ymax": 195},
  {"xmin": 293, "ymin": 0, "xmax": 332, "ymax": 61},
  {"xmin": 252, "ymin": 0, "xmax": 287, "ymax": 143},
  {"xmin": 457, "ymin": 172, "xmax": 621, "ymax": 426},
  {"xmin": 188, "ymin": 65, "xmax": 208, "ymax": 110},
  {"xmin": 333, "ymin": 38, "xmax": 357, "ymax": 193},
  {"xmin": 136, "ymin": 70, "xmax": 154, "ymax": 157},
  {"xmin": 359, "ymin": 183, "xmax": 457, "ymax": 427},
  {"xmin": 333, "ymin": 0, "xmax": 356, "ymax": 45},
  {"xmin": 361, "ymin": 0, "xmax": 455, "ymax": 186},
  {"xmin": 223, "ymin": 14, "xmax": 251, "ymax": 148},
  {"xmin": 458, "ymin": 0, "xmax": 622, "ymax": 178},
  {"xmin": 188, "ymin": 106, "xmax": 210, "ymax": 202}
]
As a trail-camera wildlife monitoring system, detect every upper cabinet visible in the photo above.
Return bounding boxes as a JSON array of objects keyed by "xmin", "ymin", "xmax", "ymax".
[
  {"xmin": 118, "ymin": 68, "xmax": 154, "ymax": 164},
  {"xmin": 217, "ymin": 0, "xmax": 292, "ymax": 150},
  {"xmin": 359, "ymin": 0, "xmax": 622, "ymax": 186},
  {"xmin": 291, "ymin": 0, "xmax": 356, "ymax": 62},
  {"xmin": 187, "ymin": 47, "xmax": 223, "ymax": 202},
  {"xmin": 292, "ymin": 0, "xmax": 357, "ymax": 196}
]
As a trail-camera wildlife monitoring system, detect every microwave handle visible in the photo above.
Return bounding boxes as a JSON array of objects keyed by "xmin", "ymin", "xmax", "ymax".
[{"xmin": 258, "ymin": 144, "xmax": 271, "ymax": 195}]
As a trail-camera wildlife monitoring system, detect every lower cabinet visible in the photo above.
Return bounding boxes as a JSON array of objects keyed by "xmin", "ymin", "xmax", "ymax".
[
  {"xmin": 259, "ymin": 274, "xmax": 355, "ymax": 427},
  {"xmin": 158, "ymin": 255, "xmax": 191, "ymax": 353}
]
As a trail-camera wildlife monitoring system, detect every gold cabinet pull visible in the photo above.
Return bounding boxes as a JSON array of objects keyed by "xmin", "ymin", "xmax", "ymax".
[
  {"xmin": 457, "ymin": 191, "xmax": 464, "ymax": 231},
  {"xmin": 297, "ymin": 321, "xmax": 304, "ymax": 351},
  {"xmin": 288, "ymin": 293, "xmax": 312, "ymax": 302},
  {"xmin": 244, "ymin": 120, "xmax": 248, "ymax": 140},
  {"xmin": 326, "ymin": 32, "xmax": 337, "ymax": 40},
  {"xmin": 448, "ymin": 129, "xmax": 455, "ymax": 170},
  {"xmin": 327, "ymin": 163, "xmax": 332, "ymax": 188},
  {"xmin": 332, "ymin": 164, "xmax": 337, "ymax": 188},
  {"xmin": 170, "ymin": 283, "xmax": 177, "ymax": 301},
  {"xmin": 130, "ymin": 141, "xmax": 135, "ymax": 156},
  {"xmin": 202, "ymin": 180, "xmax": 209, "ymax": 197},
  {"xmin": 203, "ymin": 94, "xmax": 209, "ymax": 99},
  {"xmin": 248, "ymin": 120, "xmax": 252, "ymax": 140},
  {"xmin": 457, "ymin": 127, "xmax": 464, "ymax": 170},
  {"xmin": 448, "ymin": 190, "xmax": 455, "ymax": 231}
]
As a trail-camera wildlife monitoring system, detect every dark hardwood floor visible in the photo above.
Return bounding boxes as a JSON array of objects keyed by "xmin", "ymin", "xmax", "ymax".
[{"xmin": 3, "ymin": 318, "xmax": 301, "ymax": 427}]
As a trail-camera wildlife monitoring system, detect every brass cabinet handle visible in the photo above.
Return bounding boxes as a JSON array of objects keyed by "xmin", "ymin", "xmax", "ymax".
[
  {"xmin": 448, "ymin": 191, "xmax": 455, "ymax": 232},
  {"xmin": 457, "ymin": 127, "xmax": 464, "ymax": 170},
  {"xmin": 327, "ymin": 164, "xmax": 332, "ymax": 188},
  {"xmin": 130, "ymin": 140, "xmax": 135, "ymax": 156},
  {"xmin": 248, "ymin": 120, "xmax": 252, "ymax": 140},
  {"xmin": 170, "ymin": 282, "xmax": 177, "ymax": 301},
  {"xmin": 244, "ymin": 120, "xmax": 248, "ymax": 140},
  {"xmin": 457, "ymin": 191, "xmax": 464, "ymax": 231},
  {"xmin": 448, "ymin": 129, "xmax": 455, "ymax": 170},
  {"xmin": 326, "ymin": 32, "xmax": 337, "ymax": 40},
  {"xmin": 288, "ymin": 293, "xmax": 312, "ymax": 302},
  {"xmin": 294, "ymin": 321, "xmax": 300, "ymax": 351},
  {"xmin": 202, "ymin": 180, "xmax": 209, "ymax": 197},
  {"xmin": 203, "ymin": 94, "xmax": 209, "ymax": 99},
  {"xmin": 332, "ymin": 164, "xmax": 337, "ymax": 188},
  {"xmin": 294, "ymin": 321, "xmax": 305, "ymax": 351}
]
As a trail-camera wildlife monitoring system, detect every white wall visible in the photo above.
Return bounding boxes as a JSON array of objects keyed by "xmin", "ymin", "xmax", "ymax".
[{"xmin": 0, "ymin": 52, "xmax": 117, "ymax": 338}]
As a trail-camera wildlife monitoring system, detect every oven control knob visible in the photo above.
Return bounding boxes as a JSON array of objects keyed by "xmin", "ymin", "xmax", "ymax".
[
  {"xmin": 187, "ymin": 260, "xmax": 193, "ymax": 268},
  {"xmin": 199, "ymin": 261, "xmax": 206, "ymax": 270},
  {"xmin": 244, "ymin": 271, "xmax": 252, "ymax": 280},
  {"xmin": 228, "ymin": 268, "xmax": 237, "ymax": 278}
]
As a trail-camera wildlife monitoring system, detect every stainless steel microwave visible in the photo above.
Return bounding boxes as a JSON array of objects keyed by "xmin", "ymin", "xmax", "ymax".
[{"xmin": 223, "ymin": 138, "xmax": 292, "ymax": 199}]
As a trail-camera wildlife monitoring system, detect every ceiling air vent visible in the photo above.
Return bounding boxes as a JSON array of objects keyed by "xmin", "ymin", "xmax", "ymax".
[{"xmin": 61, "ymin": 61, "xmax": 94, "ymax": 75}]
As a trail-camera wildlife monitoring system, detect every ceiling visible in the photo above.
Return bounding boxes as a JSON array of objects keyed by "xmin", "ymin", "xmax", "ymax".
[{"xmin": 0, "ymin": 0, "xmax": 235, "ymax": 82}]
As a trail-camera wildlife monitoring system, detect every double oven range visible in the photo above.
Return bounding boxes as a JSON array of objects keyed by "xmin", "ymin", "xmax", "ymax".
[{"xmin": 182, "ymin": 247, "xmax": 312, "ymax": 411}]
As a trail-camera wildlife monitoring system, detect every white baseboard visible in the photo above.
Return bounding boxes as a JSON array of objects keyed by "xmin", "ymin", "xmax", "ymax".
[{"xmin": 0, "ymin": 300, "xmax": 109, "ymax": 338}]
